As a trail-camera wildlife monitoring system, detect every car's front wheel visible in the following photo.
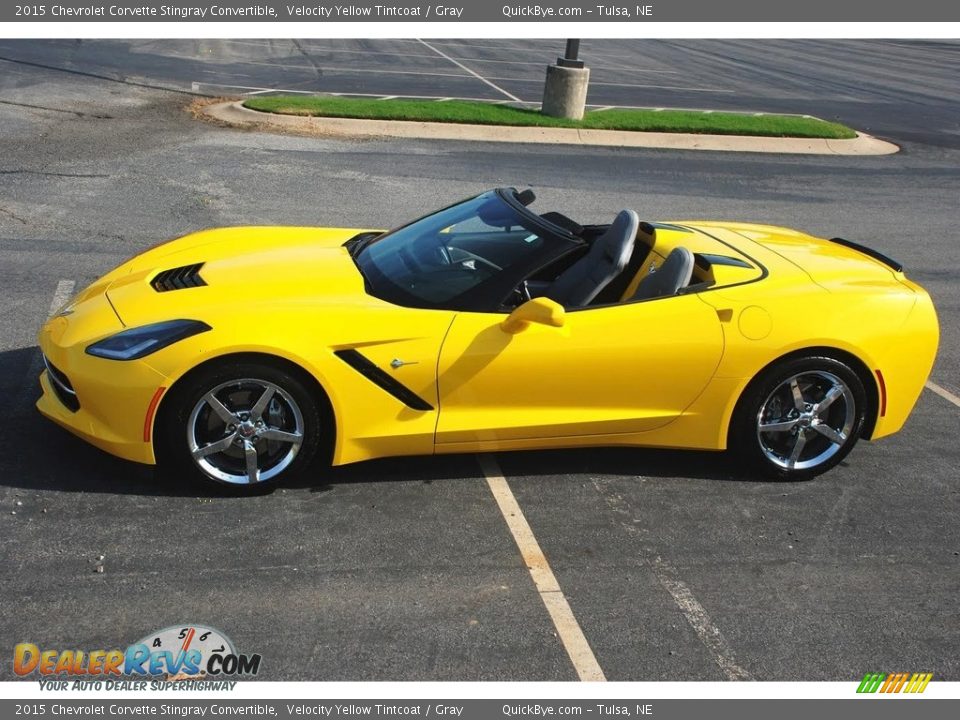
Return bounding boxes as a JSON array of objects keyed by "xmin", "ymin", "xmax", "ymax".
[
  {"xmin": 730, "ymin": 355, "xmax": 868, "ymax": 480},
  {"xmin": 159, "ymin": 360, "xmax": 324, "ymax": 491}
]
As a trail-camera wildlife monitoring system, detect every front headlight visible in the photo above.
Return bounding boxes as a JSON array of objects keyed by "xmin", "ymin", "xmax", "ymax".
[{"xmin": 86, "ymin": 320, "xmax": 211, "ymax": 361}]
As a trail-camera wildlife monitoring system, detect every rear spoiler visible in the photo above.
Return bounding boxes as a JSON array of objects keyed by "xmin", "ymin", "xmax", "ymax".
[{"xmin": 829, "ymin": 237, "xmax": 903, "ymax": 273}]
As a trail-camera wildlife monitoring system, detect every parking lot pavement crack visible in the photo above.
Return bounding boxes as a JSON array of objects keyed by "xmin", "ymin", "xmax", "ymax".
[
  {"xmin": 0, "ymin": 169, "xmax": 110, "ymax": 179},
  {"xmin": 0, "ymin": 206, "xmax": 28, "ymax": 224},
  {"xmin": 0, "ymin": 98, "xmax": 113, "ymax": 119},
  {"xmin": 590, "ymin": 477, "xmax": 754, "ymax": 681},
  {"xmin": 290, "ymin": 39, "xmax": 324, "ymax": 80},
  {"xmin": 0, "ymin": 55, "xmax": 202, "ymax": 97}
]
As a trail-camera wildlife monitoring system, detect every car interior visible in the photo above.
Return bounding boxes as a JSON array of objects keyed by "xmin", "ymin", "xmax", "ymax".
[
  {"xmin": 487, "ymin": 186, "xmax": 769, "ymax": 313},
  {"xmin": 510, "ymin": 211, "xmax": 704, "ymax": 312},
  {"xmin": 352, "ymin": 187, "xmax": 759, "ymax": 313}
]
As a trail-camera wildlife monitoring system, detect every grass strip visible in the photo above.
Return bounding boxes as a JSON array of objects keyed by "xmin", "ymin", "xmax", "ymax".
[{"xmin": 243, "ymin": 96, "xmax": 858, "ymax": 139}]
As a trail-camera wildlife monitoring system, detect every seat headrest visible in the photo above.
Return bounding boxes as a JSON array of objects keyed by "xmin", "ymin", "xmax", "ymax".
[
  {"xmin": 601, "ymin": 210, "xmax": 640, "ymax": 268},
  {"xmin": 632, "ymin": 246, "xmax": 695, "ymax": 301}
]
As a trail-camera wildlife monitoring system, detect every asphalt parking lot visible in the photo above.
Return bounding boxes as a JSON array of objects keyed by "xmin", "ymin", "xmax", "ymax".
[{"xmin": 0, "ymin": 40, "xmax": 958, "ymax": 682}]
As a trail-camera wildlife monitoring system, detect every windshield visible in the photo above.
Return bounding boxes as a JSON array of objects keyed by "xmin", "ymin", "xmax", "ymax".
[{"xmin": 354, "ymin": 190, "xmax": 580, "ymax": 311}]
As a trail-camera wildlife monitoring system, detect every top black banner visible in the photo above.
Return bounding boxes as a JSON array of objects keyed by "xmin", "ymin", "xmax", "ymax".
[{"xmin": 6, "ymin": 0, "xmax": 960, "ymax": 22}]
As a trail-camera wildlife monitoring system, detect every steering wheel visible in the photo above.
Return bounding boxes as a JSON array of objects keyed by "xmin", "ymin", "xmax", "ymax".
[{"xmin": 456, "ymin": 250, "xmax": 501, "ymax": 272}]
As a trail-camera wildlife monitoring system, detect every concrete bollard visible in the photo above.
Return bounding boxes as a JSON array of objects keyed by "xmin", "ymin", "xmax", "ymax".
[{"xmin": 541, "ymin": 64, "xmax": 590, "ymax": 121}]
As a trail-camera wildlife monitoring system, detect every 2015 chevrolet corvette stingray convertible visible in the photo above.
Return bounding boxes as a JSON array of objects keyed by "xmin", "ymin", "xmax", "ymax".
[{"xmin": 38, "ymin": 188, "xmax": 938, "ymax": 489}]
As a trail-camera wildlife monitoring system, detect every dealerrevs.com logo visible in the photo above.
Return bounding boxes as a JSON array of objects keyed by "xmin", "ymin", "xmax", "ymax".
[{"xmin": 14, "ymin": 624, "xmax": 261, "ymax": 683}]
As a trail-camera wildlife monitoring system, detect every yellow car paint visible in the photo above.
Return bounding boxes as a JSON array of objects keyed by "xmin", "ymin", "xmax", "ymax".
[{"xmin": 36, "ymin": 219, "xmax": 938, "ymax": 471}]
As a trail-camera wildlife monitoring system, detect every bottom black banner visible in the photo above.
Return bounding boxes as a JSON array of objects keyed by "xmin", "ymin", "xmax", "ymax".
[{"xmin": 3, "ymin": 699, "xmax": 956, "ymax": 720}]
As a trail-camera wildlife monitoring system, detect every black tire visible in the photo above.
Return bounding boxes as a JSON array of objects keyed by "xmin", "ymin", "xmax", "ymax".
[
  {"xmin": 729, "ymin": 355, "xmax": 868, "ymax": 481},
  {"xmin": 157, "ymin": 359, "xmax": 325, "ymax": 493}
]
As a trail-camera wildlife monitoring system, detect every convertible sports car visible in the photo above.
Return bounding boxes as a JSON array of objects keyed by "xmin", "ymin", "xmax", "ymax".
[{"xmin": 37, "ymin": 188, "xmax": 938, "ymax": 489}]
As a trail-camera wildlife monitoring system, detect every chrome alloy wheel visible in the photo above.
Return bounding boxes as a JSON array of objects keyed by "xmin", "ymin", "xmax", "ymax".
[
  {"xmin": 756, "ymin": 370, "xmax": 856, "ymax": 471},
  {"xmin": 187, "ymin": 378, "xmax": 304, "ymax": 485}
]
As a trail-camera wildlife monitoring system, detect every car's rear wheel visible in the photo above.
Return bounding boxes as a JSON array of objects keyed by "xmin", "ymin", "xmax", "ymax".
[
  {"xmin": 159, "ymin": 360, "xmax": 324, "ymax": 491},
  {"xmin": 730, "ymin": 355, "xmax": 868, "ymax": 480}
]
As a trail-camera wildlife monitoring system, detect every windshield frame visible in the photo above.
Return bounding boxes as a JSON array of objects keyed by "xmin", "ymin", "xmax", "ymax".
[{"xmin": 351, "ymin": 188, "xmax": 583, "ymax": 312}]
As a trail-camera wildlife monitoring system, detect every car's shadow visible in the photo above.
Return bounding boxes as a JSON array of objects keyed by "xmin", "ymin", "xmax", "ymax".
[{"xmin": 2, "ymin": 345, "xmax": 761, "ymax": 498}]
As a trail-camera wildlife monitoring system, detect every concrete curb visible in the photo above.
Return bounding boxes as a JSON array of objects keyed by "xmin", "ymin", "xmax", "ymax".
[{"xmin": 202, "ymin": 101, "xmax": 900, "ymax": 156}]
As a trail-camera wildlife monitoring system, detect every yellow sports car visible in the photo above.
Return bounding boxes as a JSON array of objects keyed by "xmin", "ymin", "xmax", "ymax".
[{"xmin": 37, "ymin": 188, "xmax": 938, "ymax": 489}]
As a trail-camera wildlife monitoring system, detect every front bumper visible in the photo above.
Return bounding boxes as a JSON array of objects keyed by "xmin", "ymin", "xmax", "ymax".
[{"xmin": 37, "ymin": 317, "xmax": 168, "ymax": 466}]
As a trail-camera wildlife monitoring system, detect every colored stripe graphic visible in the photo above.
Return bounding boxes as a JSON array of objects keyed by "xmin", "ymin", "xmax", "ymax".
[
  {"xmin": 911, "ymin": 673, "xmax": 933, "ymax": 693},
  {"xmin": 857, "ymin": 672, "xmax": 932, "ymax": 693}
]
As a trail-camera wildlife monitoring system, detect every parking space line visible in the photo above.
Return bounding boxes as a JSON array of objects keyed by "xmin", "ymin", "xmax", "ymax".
[
  {"xmin": 417, "ymin": 39, "xmax": 523, "ymax": 103},
  {"xmin": 239, "ymin": 60, "xmax": 474, "ymax": 81},
  {"xmin": 477, "ymin": 454, "xmax": 606, "ymax": 682},
  {"xmin": 591, "ymin": 478, "xmax": 753, "ymax": 681},
  {"xmin": 650, "ymin": 557, "xmax": 753, "ymax": 680},
  {"xmin": 15, "ymin": 280, "xmax": 75, "ymax": 416},
  {"xmin": 193, "ymin": 82, "xmax": 512, "ymax": 103},
  {"xmin": 48, "ymin": 279, "xmax": 75, "ymax": 316},
  {"xmin": 483, "ymin": 76, "xmax": 735, "ymax": 93},
  {"xmin": 926, "ymin": 380, "xmax": 960, "ymax": 409},
  {"xmin": 285, "ymin": 44, "xmax": 681, "ymax": 74}
]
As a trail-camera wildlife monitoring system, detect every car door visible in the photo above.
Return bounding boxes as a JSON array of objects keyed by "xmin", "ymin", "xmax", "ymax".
[{"xmin": 435, "ymin": 294, "xmax": 724, "ymax": 446}]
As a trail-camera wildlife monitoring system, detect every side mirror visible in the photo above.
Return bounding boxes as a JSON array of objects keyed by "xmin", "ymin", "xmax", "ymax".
[{"xmin": 501, "ymin": 297, "xmax": 566, "ymax": 334}]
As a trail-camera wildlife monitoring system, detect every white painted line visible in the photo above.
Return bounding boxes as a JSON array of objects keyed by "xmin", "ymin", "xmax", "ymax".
[
  {"xmin": 241, "ymin": 60, "xmax": 474, "ymax": 81},
  {"xmin": 379, "ymin": 95, "xmax": 397, "ymax": 101},
  {"xmin": 417, "ymin": 39, "xmax": 523, "ymax": 103},
  {"xmin": 222, "ymin": 37, "xmax": 671, "ymax": 71},
  {"xmin": 195, "ymin": 82, "xmax": 316, "ymax": 95},
  {"xmin": 212, "ymin": 84, "xmax": 743, "ymax": 114},
  {"xmin": 423, "ymin": 39, "xmax": 652, "ymax": 66},
  {"xmin": 478, "ymin": 454, "xmax": 606, "ymax": 682},
  {"xmin": 926, "ymin": 380, "xmax": 960, "ymax": 409},
  {"xmin": 591, "ymin": 478, "xmax": 752, "ymax": 681},
  {"xmin": 48, "ymin": 280, "xmax": 75, "ymax": 316},
  {"xmin": 213, "ymin": 85, "xmax": 507, "ymax": 104},
  {"xmin": 445, "ymin": 57, "xmax": 680, "ymax": 73},
  {"xmin": 230, "ymin": 42, "xmax": 677, "ymax": 73},
  {"xmin": 15, "ymin": 280, "xmax": 76, "ymax": 416},
  {"xmin": 483, "ymin": 76, "xmax": 735, "ymax": 93},
  {"xmin": 650, "ymin": 557, "xmax": 753, "ymax": 681}
]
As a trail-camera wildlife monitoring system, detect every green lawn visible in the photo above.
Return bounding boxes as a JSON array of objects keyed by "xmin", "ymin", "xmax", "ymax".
[{"xmin": 243, "ymin": 96, "xmax": 858, "ymax": 139}]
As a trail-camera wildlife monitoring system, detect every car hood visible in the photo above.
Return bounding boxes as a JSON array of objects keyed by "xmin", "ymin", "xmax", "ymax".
[{"xmin": 101, "ymin": 226, "xmax": 378, "ymax": 326}]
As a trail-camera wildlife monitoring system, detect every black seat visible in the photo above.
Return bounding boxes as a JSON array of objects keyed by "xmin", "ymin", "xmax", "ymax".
[
  {"xmin": 631, "ymin": 247, "xmax": 695, "ymax": 300},
  {"xmin": 545, "ymin": 209, "xmax": 639, "ymax": 307}
]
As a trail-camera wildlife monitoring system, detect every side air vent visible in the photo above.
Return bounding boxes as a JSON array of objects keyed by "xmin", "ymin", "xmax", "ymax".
[{"xmin": 151, "ymin": 263, "xmax": 207, "ymax": 292}]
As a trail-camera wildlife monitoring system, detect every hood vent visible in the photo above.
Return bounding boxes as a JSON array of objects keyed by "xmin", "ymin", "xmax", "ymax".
[{"xmin": 151, "ymin": 263, "xmax": 206, "ymax": 292}]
